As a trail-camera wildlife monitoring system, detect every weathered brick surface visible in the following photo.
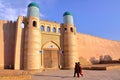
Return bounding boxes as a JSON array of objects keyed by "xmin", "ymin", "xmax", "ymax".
[
  {"xmin": 0, "ymin": 75, "xmax": 31, "ymax": 80},
  {"xmin": 0, "ymin": 18, "xmax": 120, "ymax": 69},
  {"xmin": 0, "ymin": 20, "xmax": 16, "ymax": 68},
  {"xmin": 0, "ymin": 70, "xmax": 31, "ymax": 80},
  {"xmin": 77, "ymin": 33, "xmax": 120, "ymax": 64}
]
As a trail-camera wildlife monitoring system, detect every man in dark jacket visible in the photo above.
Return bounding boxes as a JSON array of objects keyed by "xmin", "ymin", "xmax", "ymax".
[{"xmin": 73, "ymin": 62, "xmax": 80, "ymax": 77}]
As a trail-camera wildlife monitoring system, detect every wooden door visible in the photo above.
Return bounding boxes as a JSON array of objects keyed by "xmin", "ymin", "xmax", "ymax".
[
  {"xmin": 51, "ymin": 50, "xmax": 58, "ymax": 68},
  {"xmin": 43, "ymin": 49, "xmax": 59, "ymax": 68},
  {"xmin": 44, "ymin": 50, "xmax": 52, "ymax": 68}
]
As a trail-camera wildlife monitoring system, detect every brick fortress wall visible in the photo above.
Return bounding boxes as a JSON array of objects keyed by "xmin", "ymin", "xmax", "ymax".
[
  {"xmin": 0, "ymin": 20, "xmax": 16, "ymax": 69},
  {"xmin": 0, "ymin": 19, "xmax": 120, "ymax": 68},
  {"xmin": 77, "ymin": 33, "xmax": 120, "ymax": 64}
]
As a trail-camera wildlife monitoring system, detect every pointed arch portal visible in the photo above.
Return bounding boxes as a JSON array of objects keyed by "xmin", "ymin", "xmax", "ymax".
[{"xmin": 42, "ymin": 41, "xmax": 60, "ymax": 69}]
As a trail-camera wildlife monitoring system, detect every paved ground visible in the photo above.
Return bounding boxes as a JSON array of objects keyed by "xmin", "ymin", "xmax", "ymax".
[{"xmin": 32, "ymin": 69, "xmax": 120, "ymax": 80}]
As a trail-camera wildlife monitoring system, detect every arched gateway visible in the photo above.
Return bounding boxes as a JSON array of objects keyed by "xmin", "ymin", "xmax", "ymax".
[{"xmin": 42, "ymin": 41, "xmax": 61, "ymax": 69}]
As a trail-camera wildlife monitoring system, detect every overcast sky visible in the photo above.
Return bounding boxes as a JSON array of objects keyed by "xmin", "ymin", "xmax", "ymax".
[{"xmin": 0, "ymin": 0, "xmax": 120, "ymax": 41}]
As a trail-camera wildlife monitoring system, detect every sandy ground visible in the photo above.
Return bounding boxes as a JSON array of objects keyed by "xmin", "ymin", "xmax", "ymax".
[{"xmin": 32, "ymin": 69, "xmax": 120, "ymax": 80}]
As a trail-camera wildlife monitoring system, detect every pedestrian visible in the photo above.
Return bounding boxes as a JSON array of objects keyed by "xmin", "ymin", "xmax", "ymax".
[
  {"xmin": 78, "ymin": 62, "xmax": 83, "ymax": 77},
  {"xmin": 73, "ymin": 62, "xmax": 79, "ymax": 77}
]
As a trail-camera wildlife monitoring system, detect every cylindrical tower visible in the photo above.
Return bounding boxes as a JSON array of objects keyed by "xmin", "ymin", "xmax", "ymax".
[
  {"xmin": 61, "ymin": 11, "xmax": 79, "ymax": 69},
  {"xmin": 24, "ymin": 2, "xmax": 41, "ymax": 70}
]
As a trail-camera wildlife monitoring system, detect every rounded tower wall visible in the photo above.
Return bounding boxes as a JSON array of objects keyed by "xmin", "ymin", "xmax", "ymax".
[
  {"xmin": 24, "ymin": 25, "xmax": 41, "ymax": 70},
  {"xmin": 62, "ymin": 24, "xmax": 79, "ymax": 69},
  {"xmin": 27, "ymin": 16, "xmax": 40, "ymax": 28},
  {"xmin": 24, "ymin": 2, "xmax": 42, "ymax": 70},
  {"xmin": 61, "ymin": 12, "xmax": 79, "ymax": 69}
]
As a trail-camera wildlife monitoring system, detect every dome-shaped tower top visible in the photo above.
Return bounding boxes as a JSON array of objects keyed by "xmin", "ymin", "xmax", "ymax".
[
  {"xmin": 28, "ymin": 2, "xmax": 39, "ymax": 8},
  {"xmin": 63, "ymin": 11, "xmax": 72, "ymax": 16},
  {"xmin": 63, "ymin": 11, "xmax": 74, "ymax": 25},
  {"xmin": 27, "ymin": 2, "xmax": 40, "ymax": 18}
]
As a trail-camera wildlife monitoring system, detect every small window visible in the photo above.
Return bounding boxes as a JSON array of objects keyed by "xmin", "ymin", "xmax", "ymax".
[
  {"xmin": 58, "ymin": 28, "xmax": 60, "ymax": 33},
  {"xmin": 52, "ymin": 27, "xmax": 56, "ymax": 32},
  {"xmin": 40, "ymin": 25, "xmax": 44, "ymax": 31},
  {"xmin": 33, "ymin": 21, "xmax": 37, "ymax": 27},
  {"xmin": 70, "ymin": 27, "xmax": 73, "ymax": 32},
  {"xmin": 64, "ymin": 28, "xmax": 67, "ymax": 32},
  {"xmin": 47, "ymin": 26, "xmax": 50, "ymax": 32},
  {"xmin": 21, "ymin": 22, "xmax": 24, "ymax": 28}
]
